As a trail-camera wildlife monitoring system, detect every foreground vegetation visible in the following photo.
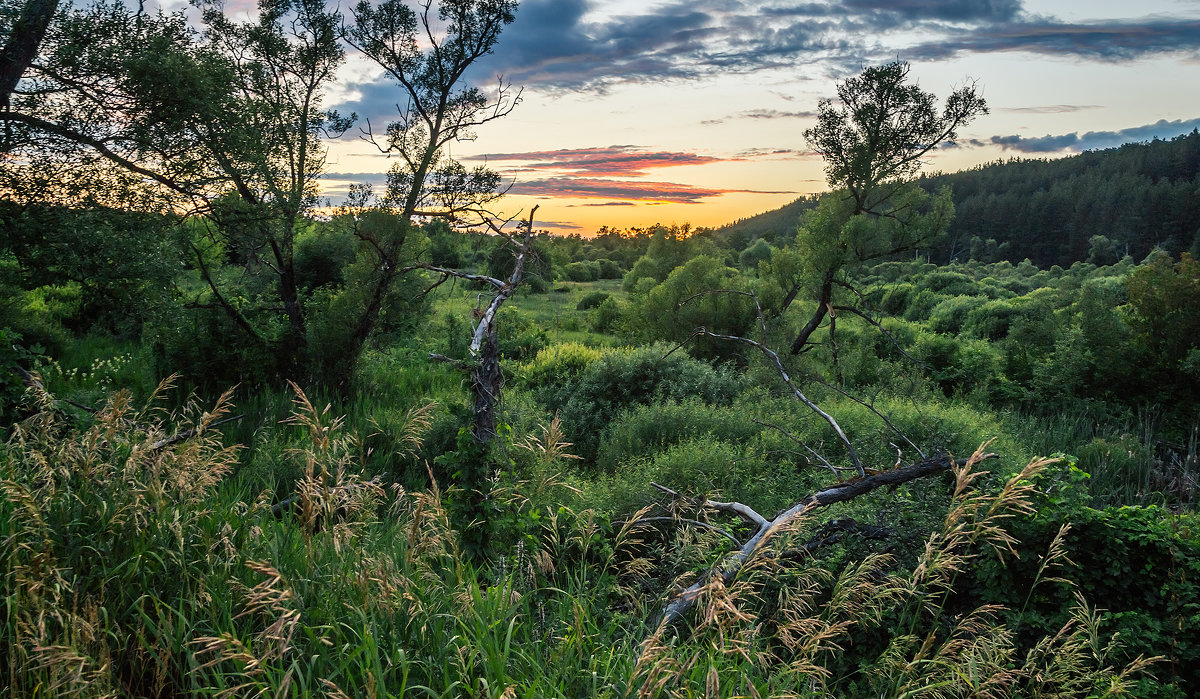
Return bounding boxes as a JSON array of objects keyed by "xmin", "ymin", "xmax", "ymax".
[
  {"xmin": 5, "ymin": 2, "xmax": 1200, "ymax": 693},
  {"xmin": 5, "ymin": 239, "xmax": 1200, "ymax": 696}
]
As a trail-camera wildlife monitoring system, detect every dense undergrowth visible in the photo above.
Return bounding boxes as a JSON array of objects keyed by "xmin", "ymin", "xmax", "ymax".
[
  {"xmin": 6, "ymin": 167, "xmax": 1200, "ymax": 699},
  {"xmin": 4, "ymin": 377, "xmax": 1191, "ymax": 697}
]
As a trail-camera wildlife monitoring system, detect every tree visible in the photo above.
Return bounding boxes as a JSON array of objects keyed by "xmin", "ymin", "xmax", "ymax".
[
  {"xmin": 3, "ymin": 0, "xmax": 520, "ymax": 387},
  {"xmin": 784, "ymin": 61, "xmax": 987, "ymax": 354},
  {"xmin": 340, "ymin": 0, "xmax": 520, "ymax": 365}
]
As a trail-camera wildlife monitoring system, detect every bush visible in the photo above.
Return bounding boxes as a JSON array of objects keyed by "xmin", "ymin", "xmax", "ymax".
[
  {"xmin": 968, "ymin": 461, "xmax": 1200, "ymax": 696},
  {"xmin": 633, "ymin": 256, "xmax": 756, "ymax": 361},
  {"xmin": 576, "ymin": 290, "xmax": 612, "ymax": 310},
  {"xmin": 563, "ymin": 261, "xmax": 599, "ymax": 282},
  {"xmin": 927, "ymin": 295, "xmax": 988, "ymax": 334},
  {"xmin": 596, "ymin": 258, "xmax": 623, "ymax": 279},
  {"xmin": 597, "ymin": 399, "xmax": 763, "ymax": 471},
  {"xmin": 915, "ymin": 270, "xmax": 978, "ymax": 296},
  {"xmin": 293, "ymin": 223, "xmax": 355, "ymax": 291},
  {"xmin": 517, "ymin": 342, "xmax": 605, "ymax": 390},
  {"xmin": 543, "ymin": 343, "xmax": 745, "ymax": 463},
  {"xmin": 590, "ymin": 297, "xmax": 624, "ymax": 335},
  {"xmin": 902, "ymin": 288, "xmax": 949, "ymax": 322}
]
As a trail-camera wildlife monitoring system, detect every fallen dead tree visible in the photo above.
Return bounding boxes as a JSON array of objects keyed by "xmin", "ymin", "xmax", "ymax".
[{"xmin": 649, "ymin": 451, "xmax": 997, "ymax": 629}]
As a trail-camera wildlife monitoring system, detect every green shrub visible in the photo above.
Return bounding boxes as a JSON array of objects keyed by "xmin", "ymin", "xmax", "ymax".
[
  {"xmin": 563, "ymin": 261, "xmax": 599, "ymax": 282},
  {"xmin": 576, "ymin": 290, "xmax": 612, "ymax": 310},
  {"xmin": 590, "ymin": 297, "xmax": 624, "ymax": 335},
  {"xmin": 597, "ymin": 399, "xmax": 763, "ymax": 471},
  {"xmin": 902, "ymin": 288, "xmax": 949, "ymax": 322},
  {"xmin": 517, "ymin": 341, "xmax": 605, "ymax": 389},
  {"xmin": 293, "ymin": 223, "xmax": 355, "ymax": 291},
  {"xmin": 596, "ymin": 258, "xmax": 623, "ymax": 279},
  {"xmin": 543, "ymin": 343, "xmax": 745, "ymax": 462},
  {"xmin": 877, "ymin": 282, "xmax": 917, "ymax": 316},
  {"xmin": 916, "ymin": 270, "xmax": 978, "ymax": 296},
  {"xmin": 927, "ymin": 294, "xmax": 988, "ymax": 334}
]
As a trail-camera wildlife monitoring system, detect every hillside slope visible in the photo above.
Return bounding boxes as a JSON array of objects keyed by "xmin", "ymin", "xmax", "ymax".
[{"xmin": 719, "ymin": 130, "xmax": 1200, "ymax": 267}]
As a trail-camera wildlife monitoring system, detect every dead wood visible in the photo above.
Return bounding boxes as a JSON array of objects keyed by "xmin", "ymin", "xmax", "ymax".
[
  {"xmin": 650, "ymin": 452, "xmax": 997, "ymax": 630},
  {"xmin": 145, "ymin": 413, "xmax": 244, "ymax": 453}
]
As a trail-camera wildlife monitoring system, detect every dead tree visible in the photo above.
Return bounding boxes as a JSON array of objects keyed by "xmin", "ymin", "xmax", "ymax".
[
  {"xmin": 647, "ymin": 288, "xmax": 988, "ymax": 631},
  {"xmin": 647, "ymin": 450, "xmax": 996, "ymax": 629},
  {"xmin": 411, "ymin": 205, "xmax": 539, "ymax": 444}
]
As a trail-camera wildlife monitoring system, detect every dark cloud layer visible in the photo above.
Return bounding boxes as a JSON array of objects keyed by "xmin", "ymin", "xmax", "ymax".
[
  {"xmin": 842, "ymin": 0, "xmax": 1022, "ymax": 23},
  {"xmin": 702, "ymin": 108, "xmax": 818, "ymax": 125},
  {"xmin": 457, "ymin": 0, "xmax": 1200, "ymax": 91},
  {"xmin": 908, "ymin": 18, "xmax": 1200, "ymax": 61},
  {"xmin": 465, "ymin": 145, "xmax": 727, "ymax": 177},
  {"xmin": 990, "ymin": 118, "xmax": 1200, "ymax": 153},
  {"xmin": 1000, "ymin": 104, "xmax": 1102, "ymax": 114},
  {"xmin": 510, "ymin": 177, "xmax": 792, "ymax": 203}
]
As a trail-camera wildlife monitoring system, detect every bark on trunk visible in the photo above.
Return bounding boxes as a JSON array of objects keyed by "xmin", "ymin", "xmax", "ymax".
[
  {"xmin": 790, "ymin": 274, "xmax": 834, "ymax": 354},
  {"xmin": 0, "ymin": 0, "xmax": 57, "ymax": 109}
]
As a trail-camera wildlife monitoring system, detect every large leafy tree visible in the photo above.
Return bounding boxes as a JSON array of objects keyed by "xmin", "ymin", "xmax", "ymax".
[
  {"xmin": 3, "ymin": 0, "xmax": 520, "ymax": 387},
  {"xmin": 339, "ymin": 0, "xmax": 519, "ymax": 356},
  {"xmin": 781, "ymin": 61, "xmax": 987, "ymax": 354}
]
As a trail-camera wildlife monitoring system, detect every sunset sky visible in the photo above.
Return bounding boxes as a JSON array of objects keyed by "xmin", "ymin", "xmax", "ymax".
[{"xmin": 315, "ymin": 0, "xmax": 1200, "ymax": 235}]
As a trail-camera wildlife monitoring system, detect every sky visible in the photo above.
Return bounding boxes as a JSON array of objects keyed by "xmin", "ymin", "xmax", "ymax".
[{"xmin": 315, "ymin": 0, "xmax": 1200, "ymax": 235}]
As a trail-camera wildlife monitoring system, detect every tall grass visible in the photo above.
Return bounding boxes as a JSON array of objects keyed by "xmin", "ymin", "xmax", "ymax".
[{"xmin": 2, "ymin": 379, "xmax": 1165, "ymax": 697}]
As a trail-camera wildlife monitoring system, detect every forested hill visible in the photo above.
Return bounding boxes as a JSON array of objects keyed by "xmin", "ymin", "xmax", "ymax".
[{"xmin": 720, "ymin": 129, "xmax": 1200, "ymax": 268}]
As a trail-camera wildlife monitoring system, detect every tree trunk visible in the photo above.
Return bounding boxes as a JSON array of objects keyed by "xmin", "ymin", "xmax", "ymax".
[
  {"xmin": 790, "ymin": 274, "xmax": 834, "ymax": 354},
  {"xmin": 471, "ymin": 323, "xmax": 501, "ymax": 443},
  {"xmin": 0, "ymin": 0, "xmax": 57, "ymax": 110}
]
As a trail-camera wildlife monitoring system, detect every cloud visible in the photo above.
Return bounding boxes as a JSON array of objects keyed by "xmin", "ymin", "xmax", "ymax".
[
  {"xmin": 327, "ymin": 0, "xmax": 1200, "ymax": 99},
  {"xmin": 325, "ymin": 77, "xmax": 409, "ymax": 135},
  {"xmin": 702, "ymin": 108, "xmax": 818, "ymax": 125},
  {"xmin": 319, "ymin": 171, "xmax": 391, "ymax": 201},
  {"xmin": 939, "ymin": 138, "xmax": 987, "ymax": 149},
  {"xmin": 908, "ymin": 18, "xmax": 1200, "ymax": 61},
  {"xmin": 468, "ymin": 0, "xmax": 1200, "ymax": 91},
  {"xmin": 466, "ymin": 145, "xmax": 727, "ymax": 177},
  {"xmin": 510, "ymin": 177, "xmax": 793, "ymax": 203},
  {"xmin": 990, "ymin": 118, "xmax": 1200, "ymax": 153},
  {"xmin": 841, "ymin": 0, "xmax": 1022, "ymax": 23},
  {"xmin": 733, "ymin": 147, "xmax": 816, "ymax": 159},
  {"xmin": 1000, "ymin": 104, "xmax": 1103, "ymax": 114}
]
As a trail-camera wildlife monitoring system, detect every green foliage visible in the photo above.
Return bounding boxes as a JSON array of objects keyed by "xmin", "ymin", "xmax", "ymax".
[
  {"xmin": 1126, "ymin": 253, "xmax": 1200, "ymax": 389},
  {"xmin": 540, "ymin": 343, "xmax": 745, "ymax": 463},
  {"xmin": 968, "ymin": 459, "xmax": 1200, "ymax": 695},
  {"xmin": 559, "ymin": 260, "xmax": 596, "ymax": 282},
  {"xmin": 927, "ymin": 293, "xmax": 988, "ymax": 334},
  {"xmin": 914, "ymin": 330, "xmax": 1004, "ymax": 397},
  {"xmin": 517, "ymin": 341, "xmax": 604, "ymax": 390},
  {"xmin": 738, "ymin": 238, "xmax": 772, "ymax": 269},
  {"xmin": 576, "ymin": 290, "xmax": 612, "ymax": 310},
  {"xmin": 0, "ymin": 328, "xmax": 44, "ymax": 420},
  {"xmin": 633, "ymin": 255, "xmax": 756, "ymax": 360},
  {"xmin": 293, "ymin": 221, "xmax": 357, "ymax": 291},
  {"xmin": 596, "ymin": 399, "xmax": 764, "ymax": 472}
]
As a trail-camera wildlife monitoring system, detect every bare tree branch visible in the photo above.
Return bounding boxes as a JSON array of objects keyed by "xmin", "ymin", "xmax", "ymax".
[
  {"xmin": 651, "ymin": 482, "xmax": 768, "ymax": 530},
  {"xmin": 650, "ymin": 450, "xmax": 998, "ymax": 630}
]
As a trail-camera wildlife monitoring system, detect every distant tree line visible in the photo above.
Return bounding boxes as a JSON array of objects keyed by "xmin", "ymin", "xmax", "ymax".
[{"xmin": 721, "ymin": 130, "xmax": 1200, "ymax": 267}]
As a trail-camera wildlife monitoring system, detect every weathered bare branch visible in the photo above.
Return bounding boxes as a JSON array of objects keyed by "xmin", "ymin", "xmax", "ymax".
[
  {"xmin": 814, "ymin": 378, "xmax": 927, "ymax": 460},
  {"xmin": 651, "ymin": 451, "xmax": 998, "ymax": 630},
  {"xmin": 690, "ymin": 326, "xmax": 865, "ymax": 477},
  {"xmin": 145, "ymin": 413, "xmax": 244, "ymax": 453},
  {"xmin": 751, "ymin": 418, "xmax": 853, "ymax": 479},
  {"xmin": 651, "ymin": 482, "xmax": 769, "ymax": 530}
]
